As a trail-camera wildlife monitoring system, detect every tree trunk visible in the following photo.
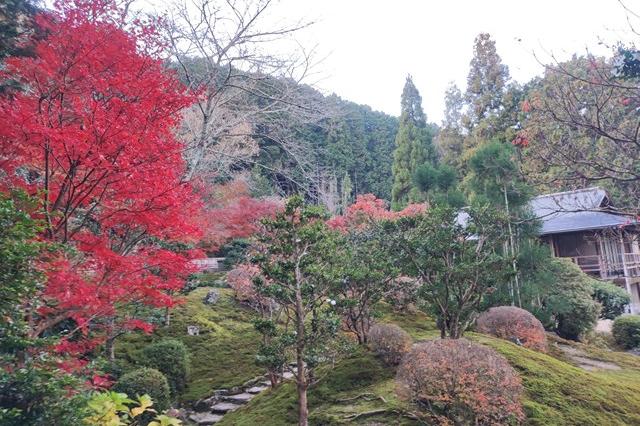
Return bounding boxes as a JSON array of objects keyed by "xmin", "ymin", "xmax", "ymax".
[
  {"xmin": 105, "ymin": 336, "xmax": 116, "ymax": 362},
  {"xmin": 297, "ymin": 368, "xmax": 308, "ymax": 426},
  {"xmin": 164, "ymin": 306, "xmax": 171, "ymax": 327},
  {"xmin": 294, "ymin": 262, "xmax": 309, "ymax": 426}
]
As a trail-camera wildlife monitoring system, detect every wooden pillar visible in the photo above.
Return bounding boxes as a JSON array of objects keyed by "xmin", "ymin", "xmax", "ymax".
[{"xmin": 620, "ymin": 234, "xmax": 636, "ymax": 313}]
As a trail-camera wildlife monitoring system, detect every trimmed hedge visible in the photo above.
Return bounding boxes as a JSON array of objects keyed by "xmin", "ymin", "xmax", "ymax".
[
  {"xmin": 477, "ymin": 306, "xmax": 547, "ymax": 351},
  {"xmin": 612, "ymin": 315, "xmax": 640, "ymax": 349},
  {"xmin": 396, "ymin": 338, "xmax": 524, "ymax": 425},
  {"xmin": 368, "ymin": 323, "xmax": 412, "ymax": 366},
  {"xmin": 141, "ymin": 339, "xmax": 190, "ymax": 396},
  {"xmin": 113, "ymin": 367, "xmax": 171, "ymax": 412}
]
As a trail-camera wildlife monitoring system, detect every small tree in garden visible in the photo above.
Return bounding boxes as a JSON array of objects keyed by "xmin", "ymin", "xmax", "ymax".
[
  {"xmin": 227, "ymin": 263, "xmax": 271, "ymax": 311},
  {"xmin": 385, "ymin": 205, "xmax": 511, "ymax": 338},
  {"xmin": 328, "ymin": 194, "xmax": 422, "ymax": 343},
  {"xmin": 333, "ymin": 229, "xmax": 397, "ymax": 344},
  {"xmin": 476, "ymin": 306, "xmax": 547, "ymax": 351},
  {"xmin": 251, "ymin": 196, "xmax": 342, "ymax": 426},
  {"xmin": 396, "ymin": 339, "xmax": 524, "ymax": 425}
]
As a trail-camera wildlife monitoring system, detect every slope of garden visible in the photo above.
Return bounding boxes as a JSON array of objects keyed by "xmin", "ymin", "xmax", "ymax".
[
  {"xmin": 122, "ymin": 280, "xmax": 640, "ymax": 425},
  {"xmin": 116, "ymin": 285, "xmax": 263, "ymax": 402}
]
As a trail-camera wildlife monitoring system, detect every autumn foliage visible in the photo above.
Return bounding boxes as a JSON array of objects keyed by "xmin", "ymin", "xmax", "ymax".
[
  {"xmin": 396, "ymin": 339, "xmax": 525, "ymax": 425},
  {"xmin": 227, "ymin": 263, "xmax": 262, "ymax": 305},
  {"xmin": 368, "ymin": 323, "xmax": 413, "ymax": 366},
  {"xmin": 476, "ymin": 306, "xmax": 547, "ymax": 351},
  {"xmin": 327, "ymin": 194, "xmax": 426, "ymax": 231},
  {"xmin": 197, "ymin": 178, "xmax": 279, "ymax": 252},
  {"xmin": 0, "ymin": 0, "xmax": 201, "ymax": 348}
]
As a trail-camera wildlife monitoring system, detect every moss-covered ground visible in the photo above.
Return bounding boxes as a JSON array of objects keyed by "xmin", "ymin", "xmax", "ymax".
[
  {"xmin": 221, "ymin": 306, "xmax": 640, "ymax": 425},
  {"xmin": 119, "ymin": 281, "xmax": 640, "ymax": 424},
  {"xmin": 116, "ymin": 286, "xmax": 262, "ymax": 402}
]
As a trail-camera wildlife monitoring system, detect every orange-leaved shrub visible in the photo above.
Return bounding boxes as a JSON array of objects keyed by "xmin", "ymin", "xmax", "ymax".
[
  {"xmin": 368, "ymin": 323, "xmax": 412, "ymax": 366},
  {"xmin": 396, "ymin": 339, "xmax": 525, "ymax": 425},
  {"xmin": 476, "ymin": 306, "xmax": 547, "ymax": 351}
]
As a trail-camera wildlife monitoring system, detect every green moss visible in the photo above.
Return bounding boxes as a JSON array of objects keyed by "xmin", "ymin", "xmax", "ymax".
[
  {"xmin": 116, "ymin": 287, "xmax": 262, "ymax": 402},
  {"xmin": 221, "ymin": 310, "xmax": 640, "ymax": 426},
  {"xmin": 471, "ymin": 333, "xmax": 640, "ymax": 425},
  {"xmin": 219, "ymin": 348, "xmax": 413, "ymax": 426},
  {"xmin": 118, "ymin": 291, "xmax": 640, "ymax": 424}
]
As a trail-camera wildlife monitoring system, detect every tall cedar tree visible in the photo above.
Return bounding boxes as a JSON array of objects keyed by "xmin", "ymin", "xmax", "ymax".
[
  {"xmin": 463, "ymin": 33, "xmax": 510, "ymax": 146},
  {"xmin": 0, "ymin": 0, "xmax": 201, "ymax": 355},
  {"xmin": 391, "ymin": 76, "xmax": 436, "ymax": 209}
]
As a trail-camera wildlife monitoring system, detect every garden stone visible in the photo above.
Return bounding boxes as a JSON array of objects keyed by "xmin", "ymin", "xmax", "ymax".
[
  {"xmin": 189, "ymin": 412, "xmax": 223, "ymax": 425},
  {"xmin": 193, "ymin": 396, "xmax": 217, "ymax": 411},
  {"xmin": 203, "ymin": 289, "xmax": 219, "ymax": 305},
  {"xmin": 211, "ymin": 402, "xmax": 242, "ymax": 413},
  {"xmin": 223, "ymin": 392, "xmax": 254, "ymax": 404},
  {"xmin": 242, "ymin": 376, "xmax": 262, "ymax": 388},
  {"xmin": 187, "ymin": 325, "xmax": 200, "ymax": 336},
  {"xmin": 227, "ymin": 386, "xmax": 243, "ymax": 395},
  {"xmin": 246, "ymin": 385, "xmax": 269, "ymax": 394},
  {"xmin": 281, "ymin": 371, "xmax": 294, "ymax": 380}
]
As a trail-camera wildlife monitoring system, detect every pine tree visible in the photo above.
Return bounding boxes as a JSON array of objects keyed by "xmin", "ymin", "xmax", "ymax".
[{"xmin": 391, "ymin": 75, "xmax": 436, "ymax": 209}]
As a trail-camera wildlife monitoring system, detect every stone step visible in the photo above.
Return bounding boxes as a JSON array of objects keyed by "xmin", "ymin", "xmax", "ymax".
[
  {"xmin": 222, "ymin": 392, "xmax": 254, "ymax": 404},
  {"xmin": 281, "ymin": 371, "xmax": 295, "ymax": 380},
  {"xmin": 189, "ymin": 412, "xmax": 224, "ymax": 425},
  {"xmin": 246, "ymin": 385, "xmax": 269, "ymax": 394},
  {"xmin": 211, "ymin": 402, "xmax": 242, "ymax": 414}
]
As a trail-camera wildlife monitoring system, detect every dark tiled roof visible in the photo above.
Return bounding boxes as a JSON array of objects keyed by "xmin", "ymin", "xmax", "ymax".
[{"xmin": 530, "ymin": 187, "xmax": 635, "ymax": 235}]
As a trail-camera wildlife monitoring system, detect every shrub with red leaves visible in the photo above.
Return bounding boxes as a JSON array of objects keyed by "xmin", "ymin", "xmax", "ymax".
[
  {"xmin": 396, "ymin": 338, "xmax": 525, "ymax": 425},
  {"xmin": 368, "ymin": 323, "xmax": 413, "ymax": 366},
  {"xmin": 476, "ymin": 306, "xmax": 547, "ymax": 351}
]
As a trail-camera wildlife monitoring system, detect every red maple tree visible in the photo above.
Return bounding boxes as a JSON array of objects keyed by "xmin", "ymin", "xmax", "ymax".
[
  {"xmin": 0, "ymin": 0, "xmax": 201, "ymax": 351},
  {"xmin": 197, "ymin": 178, "xmax": 280, "ymax": 252}
]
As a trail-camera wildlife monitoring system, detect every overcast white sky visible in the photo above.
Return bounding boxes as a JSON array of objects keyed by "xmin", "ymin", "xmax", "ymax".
[{"xmin": 269, "ymin": 0, "xmax": 637, "ymax": 122}]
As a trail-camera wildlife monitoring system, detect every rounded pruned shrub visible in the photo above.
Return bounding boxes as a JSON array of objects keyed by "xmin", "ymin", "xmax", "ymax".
[
  {"xmin": 592, "ymin": 281, "xmax": 630, "ymax": 320},
  {"xmin": 476, "ymin": 306, "xmax": 547, "ymax": 351},
  {"xmin": 368, "ymin": 323, "xmax": 412, "ymax": 366},
  {"xmin": 396, "ymin": 338, "xmax": 524, "ymax": 425},
  {"xmin": 612, "ymin": 315, "xmax": 640, "ymax": 349},
  {"xmin": 113, "ymin": 367, "xmax": 171, "ymax": 412},
  {"xmin": 141, "ymin": 339, "xmax": 190, "ymax": 396}
]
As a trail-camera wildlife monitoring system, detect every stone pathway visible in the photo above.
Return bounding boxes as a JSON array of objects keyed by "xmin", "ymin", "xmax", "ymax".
[
  {"xmin": 556, "ymin": 343, "xmax": 621, "ymax": 371},
  {"xmin": 184, "ymin": 365, "xmax": 299, "ymax": 425}
]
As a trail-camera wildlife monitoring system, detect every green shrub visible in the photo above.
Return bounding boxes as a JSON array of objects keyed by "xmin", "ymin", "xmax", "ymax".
[
  {"xmin": 141, "ymin": 339, "xmax": 190, "ymax": 396},
  {"xmin": 113, "ymin": 368, "xmax": 171, "ymax": 412},
  {"xmin": 612, "ymin": 315, "xmax": 640, "ymax": 349},
  {"xmin": 0, "ymin": 363, "xmax": 87, "ymax": 426},
  {"xmin": 592, "ymin": 281, "xmax": 630, "ymax": 319},
  {"xmin": 534, "ymin": 259, "xmax": 600, "ymax": 340}
]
